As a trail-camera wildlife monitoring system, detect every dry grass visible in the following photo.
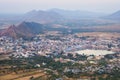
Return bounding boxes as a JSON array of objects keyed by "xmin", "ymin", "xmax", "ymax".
[
  {"xmin": 0, "ymin": 70, "xmax": 45, "ymax": 80},
  {"xmin": 0, "ymin": 55, "xmax": 10, "ymax": 60},
  {"xmin": 75, "ymin": 32, "xmax": 120, "ymax": 39}
]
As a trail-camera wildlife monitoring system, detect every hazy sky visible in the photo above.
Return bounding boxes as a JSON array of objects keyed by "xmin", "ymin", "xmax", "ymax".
[{"xmin": 0, "ymin": 0, "xmax": 120, "ymax": 14}]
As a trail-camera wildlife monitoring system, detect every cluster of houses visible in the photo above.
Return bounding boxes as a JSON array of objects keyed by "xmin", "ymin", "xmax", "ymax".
[
  {"xmin": 0, "ymin": 34, "xmax": 119, "ymax": 58},
  {"xmin": 0, "ymin": 34, "xmax": 120, "ymax": 80}
]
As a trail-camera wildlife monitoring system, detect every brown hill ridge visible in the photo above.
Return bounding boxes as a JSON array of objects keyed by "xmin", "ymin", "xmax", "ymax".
[{"xmin": 0, "ymin": 22, "xmax": 45, "ymax": 39}]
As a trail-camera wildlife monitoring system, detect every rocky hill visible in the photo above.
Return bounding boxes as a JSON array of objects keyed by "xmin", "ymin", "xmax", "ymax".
[{"xmin": 0, "ymin": 22, "xmax": 45, "ymax": 38}]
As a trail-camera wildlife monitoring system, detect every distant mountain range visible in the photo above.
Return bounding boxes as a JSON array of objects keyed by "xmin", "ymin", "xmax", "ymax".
[
  {"xmin": 20, "ymin": 9, "xmax": 120, "ymax": 23},
  {"xmin": 21, "ymin": 9, "xmax": 107, "ymax": 22},
  {"xmin": 0, "ymin": 9, "xmax": 120, "ymax": 25},
  {"xmin": 21, "ymin": 10, "xmax": 63, "ymax": 23},
  {"xmin": 104, "ymin": 10, "xmax": 120, "ymax": 20},
  {"xmin": 49, "ymin": 9, "xmax": 107, "ymax": 19}
]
